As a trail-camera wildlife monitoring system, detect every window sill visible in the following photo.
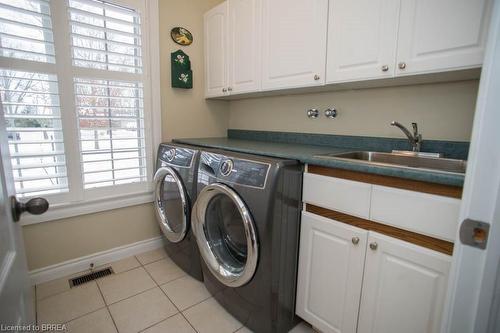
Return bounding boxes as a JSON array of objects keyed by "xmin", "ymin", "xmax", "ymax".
[{"xmin": 19, "ymin": 191, "xmax": 154, "ymax": 226}]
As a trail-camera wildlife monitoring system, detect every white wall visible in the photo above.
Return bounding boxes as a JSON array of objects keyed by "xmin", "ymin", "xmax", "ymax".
[
  {"xmin": 228, "ymin": 80, "xmax": 479, "ymax": 141},
  {"xmin": 160, "ymin": 0, "xmax": 229, "ymax": 141}
]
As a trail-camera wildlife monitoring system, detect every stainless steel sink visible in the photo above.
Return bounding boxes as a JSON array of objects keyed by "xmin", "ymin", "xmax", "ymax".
[{"xmin": 314, "ymin": 151, "xmax": 467, "ymax": 175}]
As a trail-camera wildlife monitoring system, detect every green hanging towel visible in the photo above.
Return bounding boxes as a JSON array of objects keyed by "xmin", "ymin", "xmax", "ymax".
[{"xmin": 171, "ymin": 50, "xmax": 193, "ymax": 89}]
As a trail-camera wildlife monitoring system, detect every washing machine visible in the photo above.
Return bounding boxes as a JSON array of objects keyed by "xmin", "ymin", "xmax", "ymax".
[
  {"xmin": 192, "ymin": 150, "xmax": 303, "ymax": 333},
  {"xmin": 154, "ymin": 143, "xmax": 203, "ymax": 281}
]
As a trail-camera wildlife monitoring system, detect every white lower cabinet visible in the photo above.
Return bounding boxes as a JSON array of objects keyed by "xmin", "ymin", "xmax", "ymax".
[
  {"xmin": 296, "ymin": 212, "xmax": 452, "ymax": 333},
  {"xmin": 296, "ymin": 212, "xmax": 368, "ymax": 333},
  {"xmin": 357, "ymin": 232, "xmax": 451, "ymax": 333}
]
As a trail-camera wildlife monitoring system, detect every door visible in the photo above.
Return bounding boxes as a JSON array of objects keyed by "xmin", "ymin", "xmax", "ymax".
[
  {"xmin": 441, "ymin": 1, "xmax": 500, "ymax": 331},
  {"xmin": 296, "ymin": 212, "xmax": 367, "ymax": 333},
  {"xmin": 227, "ymin": 0, "xmax": 261, "ymax": 94},
  {"xmin": 0, "ymin": 103, "xmax": 37, "ymax": 325},
  {"xmin": 204, "ymin": 1, "xmax": 229, "ymax": 98},
  {"xmin": 192, "ymin": 183, "xmax": 258, "ymax": 287},
  {"xmin": 153, "ymin": 165, "xmax": 190, "ymax": 243},
  {"xmin": 395, "ymin": 0, "xmax": 492, "ymax": 76},
  {"xmin": 261, "ymin": 0, "xmax": 328, "ymax": 90},
  {"xmin": 357, "ymin": 232, "xmax": 451, "ymax": 333},
  {"xmin": 326, "ymin": 0, "xmax": 400, "ymax": 83}
]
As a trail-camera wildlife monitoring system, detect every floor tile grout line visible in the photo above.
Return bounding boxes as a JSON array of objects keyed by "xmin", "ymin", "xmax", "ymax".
[
  {"xmin": 174, "ymin": 295, "xmax": 213, "ymax": 313},
  {"xmin": 140, "ymin": 253, "xmax": 201, "ymax": 333},
  {"xmin": 141, "ymin": 256, "xmax": 201, "ymax": 333},
  {"xmin": 140, "ymin": 249, "xmax": 242, "ymax": 332},
  {"xmin": 39, "ymin": 305, "xmax": 108, "ymax": 331},
  {"xmin": 104, "ymin": 284, "xmax": 159, "ymax": 307},
  {"xmin": 95, "ymin": 278, "xmax": 120, "ymax": 333},
  {"xmin": 156, "ymin": 275, "xmax": 200, "ymax": 333},
  {"xmin": 138, "ymin": 312, "xmax": 186, "ymax": 333},
  {"xmin": 135, "ymin": 252, "xmax": 168, "ymax": 266}
]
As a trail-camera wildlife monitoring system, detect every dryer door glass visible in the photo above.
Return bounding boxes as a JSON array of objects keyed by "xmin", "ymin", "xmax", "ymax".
[
  {"xmin": 154, "ymin": 166, "xmax": 189, "ymax": 243},
  {"xmin": 193, "ymin": 183, "xmax": 258, "ymax": 287}
]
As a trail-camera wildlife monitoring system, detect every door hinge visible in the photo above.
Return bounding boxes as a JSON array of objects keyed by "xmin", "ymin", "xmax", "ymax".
[{"xmin": 459, "ymin": 218, "xmax": 490, "ymax": 250}]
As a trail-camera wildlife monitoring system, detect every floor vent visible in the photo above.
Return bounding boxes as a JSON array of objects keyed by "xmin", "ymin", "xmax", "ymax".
[{"xmin": 69, "ymin": 267, "xmax": 114, "ymax": 287}]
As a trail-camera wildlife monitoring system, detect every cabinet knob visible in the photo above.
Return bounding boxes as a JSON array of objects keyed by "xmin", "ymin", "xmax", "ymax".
[
  {"xmin": 314, "ymin": 74, "xmax": 320, "ymax": 81},
  {"xmin": 222, "ymin": 88, "xmax": 227, "ymax": 93},
  {"xmin": 369, "ymin": 242, "xmax": 378, "ymax": 250},
  {"xmin": 352, "ymin": 237, "xmax": 360, "ymax": 245},
  {"xmin": 398, "ymin": 62, "xmax": 407, "ymax": 70},
  {"xmin": 228, "ymin": 87, "xmax": 233, "ymax": 92},
  {"xmin": 381, "ymin": 65, "xmax": 389, "ymax": 72}
]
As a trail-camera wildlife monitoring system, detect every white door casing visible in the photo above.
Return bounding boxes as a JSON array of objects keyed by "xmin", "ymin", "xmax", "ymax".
[{"xmin": 441, "ymin": 0, "xmax": 500, "ymax": 332}]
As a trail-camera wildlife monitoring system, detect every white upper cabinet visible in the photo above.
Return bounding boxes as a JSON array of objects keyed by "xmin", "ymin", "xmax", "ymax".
[
  {"xmin": 357, "ymin": 232, "xmax": 451, "ymax": 333},
  {"xmin": 261, "ymin": 0, "xmax": 328, "ymax": 90},
  {"xmin": 395, "ymin": 0, "xmax": 492, "ymax": 75},
  {"xmin": 204, "ymin": 0, "xmax": 491, "ymax": 97},
  {"xmin": 228, "ymin": 0, "xmax": 262, "ymax": 94},
  {"xmin": 326, "ymin": 0, "xmax": 400, "ymax": 83},
  {"xmin": 204, "ymin": 2, "xmax": 228, "ymax": 98}
]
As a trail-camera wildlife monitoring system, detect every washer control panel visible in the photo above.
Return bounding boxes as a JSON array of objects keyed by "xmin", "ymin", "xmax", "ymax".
[
  {"xmin": 159, "ymin": 145, "xmax": 194, "ymax": 168},
  {"xmin": 217, "ymin": 158, "xmax": 269, "ymax": 188},
  {"xmin": 220, "ymin": 159, "xmax": 233, "ymax": 176}
]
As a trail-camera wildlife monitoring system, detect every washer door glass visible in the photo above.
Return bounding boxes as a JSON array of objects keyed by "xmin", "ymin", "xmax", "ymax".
[
  {"xmin": 193, "ymin": 183, "xmax": 258, "ymax": 287},
  {"xmin": 154, "ymin": 166, "xmax": 189, "ymax": 243}
]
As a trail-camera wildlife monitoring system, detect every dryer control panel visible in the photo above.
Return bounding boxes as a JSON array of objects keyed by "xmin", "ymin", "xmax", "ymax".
[
  {"xmin": 158, "ymin": 145, "xmax": 195, "ymax": 168},
  {"xmin": 200, "ymin": 152, "xmax": 270, "ymax": 189}
]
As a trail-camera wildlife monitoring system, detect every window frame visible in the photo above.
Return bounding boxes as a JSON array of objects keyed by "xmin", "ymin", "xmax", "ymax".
[{"xmin": 0, "ymin": 0, "xmax": 161, "ymax": 225}]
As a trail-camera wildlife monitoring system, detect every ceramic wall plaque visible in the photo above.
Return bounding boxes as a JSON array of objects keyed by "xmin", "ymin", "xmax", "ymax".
[{"xmin": 171, "ymin": 27, "xmax": 193, "ymax": 46}]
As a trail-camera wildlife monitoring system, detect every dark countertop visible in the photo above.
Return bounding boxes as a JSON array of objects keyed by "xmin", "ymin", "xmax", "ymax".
[{"xmin": 173, "ymin": 137, "xmax": 465, "ymax": 187}]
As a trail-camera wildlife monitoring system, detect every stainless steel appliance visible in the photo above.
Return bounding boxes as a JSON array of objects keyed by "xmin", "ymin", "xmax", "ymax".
[
  {"xmin": 154, "ymin": 143, "xmax": 203, "ymax": 281},
  {"xmin": 192, "ymin": 150, "xmax": 303, "ymax": 332}
]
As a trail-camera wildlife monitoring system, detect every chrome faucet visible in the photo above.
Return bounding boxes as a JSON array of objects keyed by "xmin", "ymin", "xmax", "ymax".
[{"xmin": 391, "ymin": 121, "xmax": 422, "ymax": 152}]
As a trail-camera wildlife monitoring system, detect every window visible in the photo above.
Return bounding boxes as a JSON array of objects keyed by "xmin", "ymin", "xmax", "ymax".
[
  {"xmin": 75, "ymin": 78, "xmax": 146, "ymax": 189},
  {"xmin": 0, "ymin": 0, "xmax": 55, "ymax": 63},
  {"xmin": 0, "ymin": 69, "xmax": 68, "ymax": 197},
  {"xmin": 0, "ymin": 0, "xmax": 159, "ymax": 220}
]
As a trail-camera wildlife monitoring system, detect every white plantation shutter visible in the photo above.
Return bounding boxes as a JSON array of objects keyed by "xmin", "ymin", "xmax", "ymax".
[
  {"xmin": 68, "ymin": 0, "xmax": 143, "ymax": 74},
  {"xmin": 0, "ymin": 0, "xmax": 55, "ymax": 63},
  {"xmin": 0, "ymin": 0, "xmax": 156, "ymax": 213},
  {"xmin": 0, "ymin": 69, "xmax": 68, "ymax": 196},
  {"xmin": 68, "ymin": 0, "xmax": 148, "ymax": 191},
  {"xmin": 75, "ymin": 78, "xmax": 146, "ymax": 188}
]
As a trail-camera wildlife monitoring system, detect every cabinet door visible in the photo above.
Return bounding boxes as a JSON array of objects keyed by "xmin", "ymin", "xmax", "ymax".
[
  {"xmin": 204, "ymin": 2, "xmax": 229, "ymax": 98},
  {"xmin": 326, "ymin": 0, "xmax": 400, "ymax": 83},
  {"xmin": 296, "ymin": 212, "xmax": 367, "ymax": 333},
  {"xmin": 228, "ymin": 0, "xmax": 261, "ymax": 94},
  {"xmin": 395, "ymin": 0, "xmax": 492, "ymax": 75},
  {"xmin": 261, "ymin": 0, "xmax": 328, "ymax": 90},
  {"xmin": 358, "ymin": 232, "xmax": 451, "ymax": 333}
]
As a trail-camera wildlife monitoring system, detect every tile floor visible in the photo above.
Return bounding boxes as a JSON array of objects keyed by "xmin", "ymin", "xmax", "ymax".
[{"xmin": 36, "ymin": 247, "xmax": 315, "ymax": 333}]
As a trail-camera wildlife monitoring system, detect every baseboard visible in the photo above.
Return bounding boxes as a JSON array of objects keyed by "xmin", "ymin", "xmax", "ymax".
[{"xmin": 29, "ymin": 236, "xmax": 165, "ymax": 285}]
